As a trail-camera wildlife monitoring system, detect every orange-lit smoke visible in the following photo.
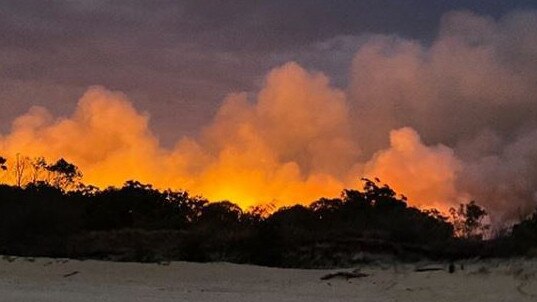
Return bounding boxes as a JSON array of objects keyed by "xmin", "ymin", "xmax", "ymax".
[
  {"xmin": 0, "ymin": 63, "xmax": 362, "ymax": 208},
  {"xmin": 0, "ymin": 64, "xmax": 465, "ymax": 212},
  {"xmin": 1, "ymin": 10, "xmax": 537, "ymax": 220},
  {"xmin": 364, "ymin": 128, "xmax": 466, "ymax": 212}
]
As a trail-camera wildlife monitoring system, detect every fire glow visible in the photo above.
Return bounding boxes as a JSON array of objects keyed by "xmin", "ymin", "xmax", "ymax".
[
  {"xmin": 0, "ymin": 66, "xmax": 460, "ymax": 212},
  {"xmin": 1, "ymin": 11, "xmax": 537, "ymax": 220}
]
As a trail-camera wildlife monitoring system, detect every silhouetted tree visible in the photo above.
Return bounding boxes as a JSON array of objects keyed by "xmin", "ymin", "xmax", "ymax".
[
  {"xmin": 244, "ymin": 203, "xmax": 275, "ymax": 225},
  {"xmin": 76, "ymin": 183, "xmax": 100, "ymax": 196},
  {"xmin": 450, "ymin": 201, "xmax": 489, "ymax": 239},
  {"xmin": 510, "ymin": 209, "xmax": 537, "ymax": 253},
  {"xmin": 81, "ymin": 180, "xmax": 207, "ymax": 231},
  {"xmin": 266, "ymin": 205, "xmax": 318, "ymax": 242},
  {"xmin": 14, "ymin": 154, "xmax": 30, "ymax": 187},
  {"xmin": 0, "ymin": 157, "xmax": 513, "ymax": 265},
  {"xmin": 198, "ymin": 201, "xmax": 243, "ymax": 227},
  {"xmin": 46, "ymin": 158, "xmax": 82, "ymax": 190},
  {"xmin": 29, "ymin": 157, "xmax": 48, "ymax": 184}
]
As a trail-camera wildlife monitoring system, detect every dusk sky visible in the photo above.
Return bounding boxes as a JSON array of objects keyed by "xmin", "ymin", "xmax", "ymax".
[
  {"xmin": 2, "ymin": 0, "xmax": 536, "ymax": 142},
  {"xmin": 1, "ymin": 1, "xmax": 537, "ymax": 219}
]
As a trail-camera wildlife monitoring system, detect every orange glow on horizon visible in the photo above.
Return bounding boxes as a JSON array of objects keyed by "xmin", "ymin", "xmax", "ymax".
[{"xmin": 0, "ymin": 63, "xmax": 463, "ymax": 211}]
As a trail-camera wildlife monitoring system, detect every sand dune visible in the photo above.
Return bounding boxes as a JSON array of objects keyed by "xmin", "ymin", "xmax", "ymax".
[{"xmin": 1, "ymin": 256, "xmax": 536, "ymax": 301}]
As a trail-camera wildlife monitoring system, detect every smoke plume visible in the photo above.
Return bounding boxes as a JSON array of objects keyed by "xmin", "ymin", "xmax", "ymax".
[{"xmin": 1, "ymin": 10, "xmax": 537, "ymax": 219}]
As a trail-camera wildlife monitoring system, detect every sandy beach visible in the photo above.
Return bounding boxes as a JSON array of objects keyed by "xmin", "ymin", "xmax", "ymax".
[{"xmin": 1, "ymin": 256, "xmax": 536, "ymax": 301}]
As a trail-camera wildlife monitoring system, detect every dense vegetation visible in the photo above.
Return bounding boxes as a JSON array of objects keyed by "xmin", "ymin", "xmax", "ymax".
[{"xmin": 0, "ymin": 156, "xmax": 536, "ymax": 267}]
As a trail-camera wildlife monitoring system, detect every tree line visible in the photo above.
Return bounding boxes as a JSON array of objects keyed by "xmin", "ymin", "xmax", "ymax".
[
  {"xmin": 0, "ymin": 155, "xmax": 81, "ymax": 190},
  {"xmin": 0, "ymin": 155, "xmax": 535, "ymax": 267}
]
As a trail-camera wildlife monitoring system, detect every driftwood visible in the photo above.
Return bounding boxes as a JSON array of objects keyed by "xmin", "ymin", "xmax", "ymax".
[
  {"xmin": 63, "ymin": 271, "xmax": 80, "ymax": 278},
  {"xmin": 414, "ymin": 267, "xmax": 444, "ymax": 272},
  {"xmin": 415, "ymin": 262, "xmax": 456, "ymax": 273},
  {"xmin": 321, "ymin": 270, "xmax": 369, "ymax": 280}
]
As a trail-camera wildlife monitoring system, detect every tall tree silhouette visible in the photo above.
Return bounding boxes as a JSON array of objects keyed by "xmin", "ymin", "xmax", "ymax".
[
  {"xmin": 29, "ymin": 157, "xmax": 48, "ymax": 184},
  {"xmin": 14, "ymin": 154, "xmax": 30, "ymax": 187},
  {"xmin": 450, "ymin": 201, "xmax": 489, "ymax": 239},
  {"xmin": 46, "ymin": 158, "xmax": 82, "ymax": 190}
]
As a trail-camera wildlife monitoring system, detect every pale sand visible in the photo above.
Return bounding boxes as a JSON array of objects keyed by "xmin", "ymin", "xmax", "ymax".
[{"xmin": 1, "ymin": 256, "xmax": 536, "ymax": 301}]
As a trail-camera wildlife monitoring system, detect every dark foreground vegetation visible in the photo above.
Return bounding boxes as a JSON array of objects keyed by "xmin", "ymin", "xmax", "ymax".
[{"xmin": 0, "ymin": 156, "xmax": 537, "ymax": 268}]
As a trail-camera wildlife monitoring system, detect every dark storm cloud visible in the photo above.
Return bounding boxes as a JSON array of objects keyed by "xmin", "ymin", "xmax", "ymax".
[{"xmin": 1, "ymin": 0, "xmax": 536, "ymax": 144}]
